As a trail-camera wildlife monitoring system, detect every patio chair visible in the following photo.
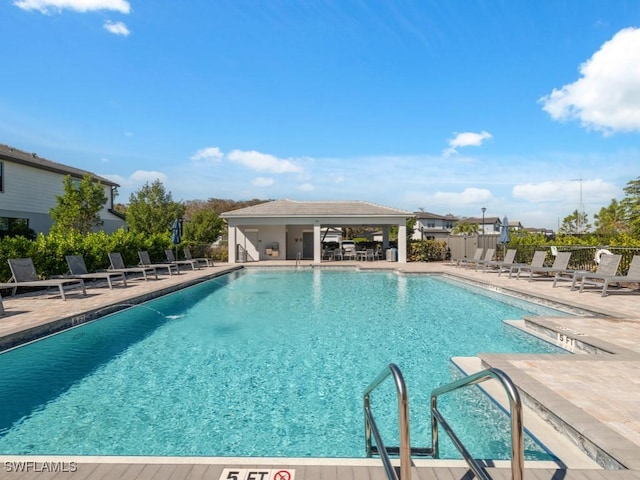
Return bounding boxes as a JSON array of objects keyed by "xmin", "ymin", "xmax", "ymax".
[
  {"xmin": 108, "ymin": 252, "xmax": 158, "ymax": 281},
  {"xmin": 0, "ymin": 258, "xmax": 86, "ymax": 300},
  {"xmin": 515, "ymin": 251, "xmax": 572, "ymax": 281},
  {"xmin": 66, "ymin": 255, "xmax": 128, "ymax": 289},
  {"xmin": 473, "ymin": 248, "xmax": 496, "ymax": 270},
  {"xmin": 165, "ymin": 249, "xmax": 200, "ymax": 270},
  {"xmin": 480, "ymin": 249, "xmax": 517, "ymax": 275},
  {"xmin": 508, "ymin": 251, "xmax": 547, "ymax": 278},
  {"xmin": 138, "ymin": 251, "xmax": 180, "ymax": 275},
  {"xmin": 0, "ymin": 293, "xmax": 4, "ymax": 315},
  {"xmin": 455, "ymin": 248, "xmax": 483, "ymax": 268},
  {"xmin": 553, "ymin": 253, "xmax": 621, "ymax": 289},
  {"xmin": 581, "ymin": 255, "xmax": 640, "ymax": 297},
  {"xmin": 184, "ymin": 247, "xmax": 213, "ymax": 267}
]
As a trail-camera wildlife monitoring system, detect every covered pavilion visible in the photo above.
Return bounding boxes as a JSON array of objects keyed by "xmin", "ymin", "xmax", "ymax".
[{"xmin": 220, "ymin": 199, "xmax": 412, "ymax": 263}]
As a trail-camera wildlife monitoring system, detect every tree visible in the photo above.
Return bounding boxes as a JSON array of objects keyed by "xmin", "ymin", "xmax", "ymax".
[
  {"xmin": 126, "ymin": 180, "xmax": 185, "ymax": 235},
  {"xmin": 594, "ymin": 199, "xmax": 629, "ymax": 236},
  {"xmin": 621, "ymin": 176, "xmax": 640, "ymax": 236},
  {"xmin": 183, "ymin": 209, "xmax": 225, "ymax": 244},
  {"xmin": 451, "ymin": 221, "xmax": 480, "ymax": 235},
  {"xmin": 559, "ymin": 209, "xmax": 591, "ymax": 234},
  {"xmin": 49, "ymin": 174, "xmax": 107, "ymax": 235}
]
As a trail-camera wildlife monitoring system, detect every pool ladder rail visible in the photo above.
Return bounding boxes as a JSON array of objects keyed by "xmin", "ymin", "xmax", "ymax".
[{"xmin": 363, "ymin": 363, "xmax": 524, "ymax": 480}]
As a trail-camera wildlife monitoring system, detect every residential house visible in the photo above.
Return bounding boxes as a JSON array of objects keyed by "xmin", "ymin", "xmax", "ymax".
[
  {"xmin": 464, "ymin": 216, "xmax": 502, "ymax": 235},
  {"xmin": 0, "ymin": 144, "xmax": 126, "ymax": 236},
  {"xmin": 412, "ymin": 211, "xmax": 459, "ymax": 240}
]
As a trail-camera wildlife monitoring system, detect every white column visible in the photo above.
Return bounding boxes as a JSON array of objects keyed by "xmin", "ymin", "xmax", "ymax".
[
  {"xmin": 397, "ymin": 223, "xmax": 407, "ymax": 263},
  {"xmin": 228, "ymin": 226, "xmax": 237, "ymax": 263},
  {"xmin": 314, "ymin": 222, "xmax": 322, "ymax": 263}
]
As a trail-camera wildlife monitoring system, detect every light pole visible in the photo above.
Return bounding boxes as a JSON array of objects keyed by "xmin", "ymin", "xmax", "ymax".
[{"xmin": 481, "ymin": 207, "xmax": 486, "ymax": 249}]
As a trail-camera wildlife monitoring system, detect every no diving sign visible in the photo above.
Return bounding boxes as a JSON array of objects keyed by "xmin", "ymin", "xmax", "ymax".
[{"xmin": 220, "ymin": 468, "xmax": 295, "ymax": 480}]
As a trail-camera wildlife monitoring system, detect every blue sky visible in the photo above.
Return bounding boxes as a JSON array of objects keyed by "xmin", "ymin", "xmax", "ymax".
[{"xmin": 1, "ymin": 1, "xmax": 640, "ymax": 230}]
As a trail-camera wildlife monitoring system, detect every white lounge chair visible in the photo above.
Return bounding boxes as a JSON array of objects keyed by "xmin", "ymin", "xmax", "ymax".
[
  {"xmin": 0, "ymin": 258, "xmax": 86, "ymax": 300},
  {"xmin": 66, "ymin": 255, "xmax": 128, "ymax": 289}
]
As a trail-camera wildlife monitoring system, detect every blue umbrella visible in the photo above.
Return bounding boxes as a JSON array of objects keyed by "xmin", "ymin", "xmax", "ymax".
[
  {"xmin": 499, "ymin": 216, "xmax": 510, "ymax": 244},
  {"xmin": 171, "ymin": 218, "xmax": 182, "ymax": 245}
]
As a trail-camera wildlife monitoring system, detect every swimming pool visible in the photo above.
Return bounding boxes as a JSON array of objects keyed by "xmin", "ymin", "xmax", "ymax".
[{"xmin": 0, "ymin": 269, "xmax": 567, "ymax": 459}]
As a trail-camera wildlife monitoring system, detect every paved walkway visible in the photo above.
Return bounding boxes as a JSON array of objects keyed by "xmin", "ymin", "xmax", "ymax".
[{"xmin": 1, "ymin": 259, "xmax": 640, "ymax": 477}]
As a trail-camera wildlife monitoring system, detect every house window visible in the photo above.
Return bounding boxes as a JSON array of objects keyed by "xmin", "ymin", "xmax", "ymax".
[
  {"xmin": 0, "ymin": 161, "xmax": 3, "ymax": 192},
  {"xmin": 427, "ymin": 222, "xmax": 435, "ymax": 228},
  {"xmin": 0, "ymin": 217, "xmax": 30, "ymax": 238}
]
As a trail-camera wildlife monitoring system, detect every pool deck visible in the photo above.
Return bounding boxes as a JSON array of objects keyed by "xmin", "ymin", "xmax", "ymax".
[{"xmin": 1, "ymin": 259, "xmax": 640, "ymax": 479}]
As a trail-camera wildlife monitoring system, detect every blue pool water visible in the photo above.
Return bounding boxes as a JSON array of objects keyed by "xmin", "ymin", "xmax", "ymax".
[{"xmin": 0, "ymin": 269, "xmax": 567, "ymax": 459}]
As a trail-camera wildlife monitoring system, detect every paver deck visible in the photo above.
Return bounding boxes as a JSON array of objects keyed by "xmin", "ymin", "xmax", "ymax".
[{"xmin": 1, "ymin": 259, "xmax": 640, "ymax": 479}]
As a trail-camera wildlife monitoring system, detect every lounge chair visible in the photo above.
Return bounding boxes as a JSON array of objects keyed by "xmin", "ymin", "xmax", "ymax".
[
  {"xmin": 165, "ymin": 249, "xmax": 200, "ymax": 270},
  {"xmin": 581, "ymin": 255, "xmax": 640, "ymax": 297},
  {"xmin": 480, "ymin": 249, "xmax": 517, "ymax": 275},
  {"xmin": 455, "ymin": 248, "xmax": 483, "ymax": 268},
  {"xmin": 66, "ymin": 255, "xmax": 128, "ymax": 289},
  {"xmin": 184, "ymin": 247, "xmax": 213, "ymax": 267},
  {"xmin": 0, "ymin": 293, "xmax": 4, "ymax": 315},
  {"xmin": 473, "ymin": 248, "xmax": 496, "ymax": 270},
  {"xmin": 515, "ymin": 251, "xmax": 572, "ymax": 281},
  {"xmin": 0, "ymin": 258, "xmax": 86, "ymax": 300},
  {"xmin": 108, "ymin": 252, "xmax": 158, "ymax": 281},
  {"xmin": 552, "ymin": 253, "xmax": 621, "ymax": 289},
  {"xmin": 138, "ymin": 251, "xmax": 180, "ymax": 275},
  {"xmin": 508, "ymin": 251, "xmax": 548, "ymax": 278}
]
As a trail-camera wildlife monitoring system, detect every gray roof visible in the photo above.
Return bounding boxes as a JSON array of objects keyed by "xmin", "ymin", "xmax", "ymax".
[
  {"xmin": 414, "ymin": 211, "xmax": 459, "ymax": 220},
  {"xmin": 0, "ymin": 143, "xmax": 119, "ymax": 187},
  {"xmin": 221, "ymin": 199, "xmax": 412, "ymax": 218}
]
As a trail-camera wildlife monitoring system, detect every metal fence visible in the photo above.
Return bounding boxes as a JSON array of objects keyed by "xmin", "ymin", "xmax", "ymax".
[{"xmin": 445, "ymin": 235, "xmax": 640, "ymax": 275}]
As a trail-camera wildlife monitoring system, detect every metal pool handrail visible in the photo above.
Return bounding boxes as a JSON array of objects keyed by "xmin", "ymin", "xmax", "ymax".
[
  {"xmin": 363, "ymin": 363, "xmax": 411, "ymax": 480},
  {"xmin": 430, "ymin": 367, "xmax": 524, "ymax": 480}
]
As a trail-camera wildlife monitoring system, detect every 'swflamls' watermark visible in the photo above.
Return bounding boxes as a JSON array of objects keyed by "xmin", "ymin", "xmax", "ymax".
[{"xmin": 4, "ymin": 461, "xmax": 78, "ymax": 473}]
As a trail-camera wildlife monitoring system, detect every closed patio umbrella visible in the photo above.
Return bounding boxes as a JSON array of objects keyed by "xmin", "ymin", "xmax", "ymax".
[
  {"xmin": 171, "ymin": 218, "xmax": 182, "ymax": 259},
  {"xmin": 499, "ymin": 216, "xmax": 510, "ymax": 256}
]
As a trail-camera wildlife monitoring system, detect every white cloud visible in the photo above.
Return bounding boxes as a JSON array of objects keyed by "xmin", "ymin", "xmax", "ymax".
[
  {"xmin": 252, "ymin": 177, "xmax": 274, "ymax": 187},
  {"xmin": 432, "ymin": 187, "xmax": 493, "ymax": 206},
  {"xmin": 130, "ymin": 170, "xmax": 167, "ymax": 183},
  {"xmin": 297, "ymin": 183, "xmax": 314, "ymax": 191},
  {"xmin": 227, "ymin": 149, "xmax": 303, "ymax": 174},
  {"xmin": 101, "ymin": 170, "xmax": 168, "ymax": 195},
  {"xmin": 444, "ymin": 131, "xmax": 492, "ymax": 156},
  {"xmin": 104, "ymin": 20, "xmax": 130, "ymax": 36},
  {"xmin": 13, "ymin": 0, "xmax": 130, "ymax": 14},
  {"xmin": 539, "ymin": 27, "xmax": 640, "ymax": 134},
  {"xmin": 513, "ymin": 179, "xmax": 619, "ymax": 204},
  {"xmin": 191, "ymin": 146, "xmax": 224, "ymax": 163}
]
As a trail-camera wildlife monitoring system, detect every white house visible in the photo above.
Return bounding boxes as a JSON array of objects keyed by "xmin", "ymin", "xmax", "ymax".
[
  {"xmin": 221, "ymin": 199, "xmax": 412, "ymax": 263},
  {"xmin": 412, "ymin": 211, "xmax": 459, "ymax": 240},
  {"xmin": 0, "ymin": 144, "xmax": 126, "ymax": 235}
]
